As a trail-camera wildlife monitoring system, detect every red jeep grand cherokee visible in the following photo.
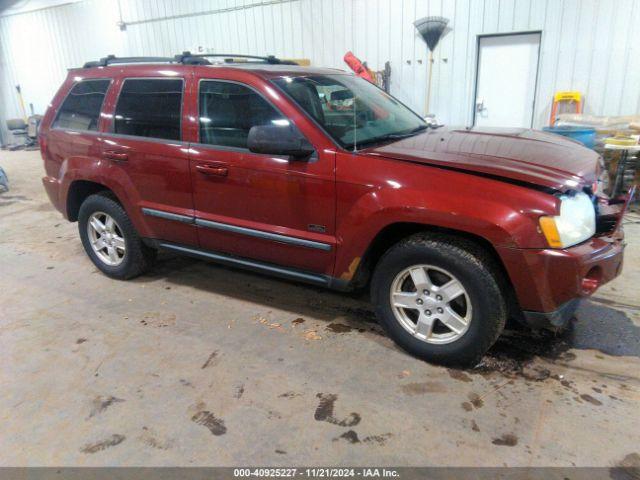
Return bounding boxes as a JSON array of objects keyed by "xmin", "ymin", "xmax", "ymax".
[{"xmin": 40, "ymin": 53, "xmax": 626, "ymax": 365}]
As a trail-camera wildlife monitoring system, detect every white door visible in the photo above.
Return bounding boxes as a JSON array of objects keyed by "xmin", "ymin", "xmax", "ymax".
[{"xmin": 474, "ymin": 33, "xmax": 541, "ymax": 128}]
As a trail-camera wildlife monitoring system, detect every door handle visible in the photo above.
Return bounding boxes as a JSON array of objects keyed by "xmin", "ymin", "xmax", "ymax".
[
  {"xmin": 196, "ymin": 163, "xmax": 228, "ymax": 177},
  {"xmin": 102, "ymin": 150, "xmax": 129, "ymax": 162}
]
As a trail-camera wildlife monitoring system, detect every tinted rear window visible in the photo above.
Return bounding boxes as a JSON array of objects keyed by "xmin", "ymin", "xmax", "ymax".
[
  {"xmin": 53, "ymin": 79, "xmax": 110, "ymax": 131},
  {"xmin": 114, "ymin": 79, "xmax": 183, "ymax": 140}
]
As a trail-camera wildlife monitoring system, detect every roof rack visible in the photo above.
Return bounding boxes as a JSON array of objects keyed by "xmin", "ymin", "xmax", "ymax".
[
  {"xmin": 83, "ymin": 55, "xmax": 178, "ymax": 68},
  {"xmin": 82, "ymin": 52, "xmax": 298, "ymax": 69},
  {"xmin": 174, "ymin": 51, "xmax": 297, "ymax": 65}
]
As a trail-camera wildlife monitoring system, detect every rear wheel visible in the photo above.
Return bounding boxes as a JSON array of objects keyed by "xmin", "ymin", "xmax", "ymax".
[
  {"xmin": 78, "ymin": 193, "xmax": 156, "ymax": 279},
  {"xmin": 371, "ymin": 233, "xmax": 507, "ymax": 366}
]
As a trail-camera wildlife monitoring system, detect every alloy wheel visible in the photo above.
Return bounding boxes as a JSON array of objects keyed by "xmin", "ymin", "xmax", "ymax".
[
  {"xmin": 389, "ymin": 264, "xmax": 472, "ymax": 344},
  {"xmin": 87, "ymin": 211, "xmax": 126, "ymax": 266}
]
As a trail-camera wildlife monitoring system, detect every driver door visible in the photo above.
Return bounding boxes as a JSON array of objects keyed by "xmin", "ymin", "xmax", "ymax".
[{"xmin": 189, "ymin": 78, "xmax": 336, "ymax": 275}]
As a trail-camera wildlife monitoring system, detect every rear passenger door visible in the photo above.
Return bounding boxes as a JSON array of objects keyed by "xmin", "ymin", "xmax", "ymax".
[
  {"xmin": 189, "ymin": 78, "xmax": 336, "ymax": 275},
  {"xmin": 103, "ymin": 76, "xmax": 197, "ymax": 246}
]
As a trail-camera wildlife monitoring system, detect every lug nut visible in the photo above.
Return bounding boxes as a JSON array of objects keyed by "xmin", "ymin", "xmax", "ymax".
[
  {"xmin": 424, "ymin": 310, "xmax": 431, "ymax": 316},
  {"xmin": 436, "ymin": 295, "xmax": 443, "ymax": 301},
  {"xmin": 437, "ymin": 307, "xmax": 443, "ymax": 313},
  {"xmin": 423, "ymin": 290, "xmax": 430, "ymax": 295},
  {"xmin": 416, "ymin": 298, "xmax": 424, "ymax": 305}
]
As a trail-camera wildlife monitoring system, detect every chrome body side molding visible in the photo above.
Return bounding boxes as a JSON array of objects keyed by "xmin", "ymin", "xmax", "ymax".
[
  {"xmin": 194, "ymin": 218, "xmax": 331, "ymax": 251},
  {"xmin": 141, "ymin": 208, "xmax": 194, "ymax": 224},
  {"xmin": 142, "ymin": 207, "xmax": 332, "ymax": 251}
]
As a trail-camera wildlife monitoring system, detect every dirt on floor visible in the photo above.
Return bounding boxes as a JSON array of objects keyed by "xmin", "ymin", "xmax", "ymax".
[{"xmin": 1, "ymin": 149, "xmax": 639, "ymax": 467}]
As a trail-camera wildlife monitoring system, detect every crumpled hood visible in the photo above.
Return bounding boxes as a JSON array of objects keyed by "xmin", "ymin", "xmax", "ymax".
[{"xmin": 362, "ymin": 126, "xmax": 599, "ymax": 192}]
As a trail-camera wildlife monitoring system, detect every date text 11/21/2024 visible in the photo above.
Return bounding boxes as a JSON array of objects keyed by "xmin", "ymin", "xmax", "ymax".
[{"xmin": 233, "ymin": 468, "xmax": 400, "ymax": 478}]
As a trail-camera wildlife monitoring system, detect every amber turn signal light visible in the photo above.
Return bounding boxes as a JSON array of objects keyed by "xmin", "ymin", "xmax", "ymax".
[{"xmin": 539, "ymin": 216, "xmax": 563, "ymax": 248}]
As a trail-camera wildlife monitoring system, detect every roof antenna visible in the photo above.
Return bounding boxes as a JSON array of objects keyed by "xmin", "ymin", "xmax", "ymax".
[{"xmin": 352, "ymin": 94, "xmax": 357, "ymax": 152}]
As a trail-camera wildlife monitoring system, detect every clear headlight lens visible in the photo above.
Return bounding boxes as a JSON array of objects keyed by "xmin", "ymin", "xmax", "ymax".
[{"xmin": 539, "ymin": 192, "xmax": 596, "ymax": 248}]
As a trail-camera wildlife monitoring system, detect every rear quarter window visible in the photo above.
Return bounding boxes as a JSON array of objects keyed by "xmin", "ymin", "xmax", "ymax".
[
  {"xmin": 113, "ymin": 78, "xmax": 183, "ymax": 141},
  {"xmin": 52, "ymin": 79, "xmax": 110, "ymax": 131}
]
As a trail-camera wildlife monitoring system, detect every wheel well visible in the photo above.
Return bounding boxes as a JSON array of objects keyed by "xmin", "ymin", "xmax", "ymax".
[
  {"xmin": 352, "ymin": 223, "xmax": 516, "ymax": 300},
  {"xmin": 66, "ymin": 180, "xmax": 112, "ymax": 221}
]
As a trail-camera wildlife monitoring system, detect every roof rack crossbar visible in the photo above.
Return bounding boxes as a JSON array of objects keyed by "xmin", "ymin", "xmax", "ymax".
[
  {"xmin": 175, "ymin": 51, "xmax": 297, "ymax": 65},
  {"xmin": 83, "ymin": 54, "xmax": 178, "ymax": 68},
  {"xmin": 82, "ymin": 52, "xmax": 298, "ymax": 68}
]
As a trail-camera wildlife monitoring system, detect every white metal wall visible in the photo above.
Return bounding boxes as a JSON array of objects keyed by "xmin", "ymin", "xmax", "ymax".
[{"xmin": 1, "ymin": 0, "xmax": 639, "ymax": 143}]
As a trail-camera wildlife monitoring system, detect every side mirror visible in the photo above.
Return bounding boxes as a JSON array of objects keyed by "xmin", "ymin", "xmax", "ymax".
[{"xmin": 247, "ymin": 124, "xmax": 314, "ymax": 159}]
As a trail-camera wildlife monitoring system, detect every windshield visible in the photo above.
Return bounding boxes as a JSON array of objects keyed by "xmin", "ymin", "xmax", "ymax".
[{"xmin": 272, "ymin": 74, "xmax": 427, "ymax": 150}]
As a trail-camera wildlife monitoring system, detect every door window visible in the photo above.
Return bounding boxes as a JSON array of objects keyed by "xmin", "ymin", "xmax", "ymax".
[
  {"xmin": 114, "ymin": 79, "xmax": 183, "ymax": 140},
  {"xmin": 53, "ymin": 79, "xmax": 110, "ymax": 131},
  {"xmin": 199, "ymin": 81, "xmax": 286, "ymax": 149}
]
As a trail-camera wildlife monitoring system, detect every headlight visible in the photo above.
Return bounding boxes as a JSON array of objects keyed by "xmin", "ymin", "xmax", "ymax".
[{"xmin": 539, "ymin": 192, "xmax": 596, "ymax": 248}]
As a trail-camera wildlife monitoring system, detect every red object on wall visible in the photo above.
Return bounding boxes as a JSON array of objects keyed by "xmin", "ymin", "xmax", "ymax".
[{"xmin": 343, "ymin": 51, "xmax": 374, "ymax": 82}]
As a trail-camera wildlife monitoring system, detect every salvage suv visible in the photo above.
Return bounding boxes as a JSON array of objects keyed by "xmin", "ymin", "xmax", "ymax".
[{"xmin": 40, "ymin": 53, "xmax": 627, "ymax": 365}]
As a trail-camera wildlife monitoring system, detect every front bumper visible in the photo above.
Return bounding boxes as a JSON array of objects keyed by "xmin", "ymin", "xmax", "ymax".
[
  {"xmin": 498, "ymin": 231, "xmax": 625, "ymax": 329},
  {"xmin": 522, "ymin": 298, "xmax": 582, "ymax": 329}
]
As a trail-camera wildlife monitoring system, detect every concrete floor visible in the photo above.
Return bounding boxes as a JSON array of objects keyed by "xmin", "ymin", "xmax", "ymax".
[{"xmin": 1, "ymin": 149, "xmax": 639, "ymax": 468}]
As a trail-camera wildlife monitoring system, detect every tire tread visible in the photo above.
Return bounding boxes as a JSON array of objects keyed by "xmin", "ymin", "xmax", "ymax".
[
  {"xmin": 371, "ymin": 231, "xmax": 507, "ymax": 366},
  {"xmin": 78, "ymin": 193, "xmax": 156, "ymax": 280}
]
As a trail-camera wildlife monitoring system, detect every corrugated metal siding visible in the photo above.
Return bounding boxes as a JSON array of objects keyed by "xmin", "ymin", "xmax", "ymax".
[{"xmin": 1, "ymin": 0, "xmax": 639, "ymax": 143}]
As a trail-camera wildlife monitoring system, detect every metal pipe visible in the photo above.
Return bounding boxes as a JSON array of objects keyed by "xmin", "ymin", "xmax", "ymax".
[{"xmin": 123, "ymin": 0, "xmax": 299, "ymax": 28}]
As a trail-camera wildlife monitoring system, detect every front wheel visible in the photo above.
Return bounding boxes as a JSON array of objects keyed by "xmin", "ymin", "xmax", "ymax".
[
  {"xmin": 78, "ymin": 193, "xmax": 156, "ymax": 279},
  {"xmin": 371, "ymin": 233, "xmax": 507, "ymax": 366}
]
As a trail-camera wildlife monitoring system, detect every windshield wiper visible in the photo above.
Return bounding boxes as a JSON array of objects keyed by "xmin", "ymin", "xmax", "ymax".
[
  {"xmin": 348, "ymin": 124, "xmax": 429, "ymax": 150},
  {"xmin": 404, "ymin": 124, "xmax": 430, "ymax": 135},
  {"xmin": 386, "ymin": 124, "xmax": 430, "ymax": 139}
]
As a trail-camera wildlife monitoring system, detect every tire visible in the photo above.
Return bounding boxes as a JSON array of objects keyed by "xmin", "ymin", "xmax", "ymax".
[
  {"xmin": 371, "ymin": 232, "xmax": 507, "ymax": 366},
  {"xmin": 78, "ymin": 192, "xmax": 156, "ymax": 280}
]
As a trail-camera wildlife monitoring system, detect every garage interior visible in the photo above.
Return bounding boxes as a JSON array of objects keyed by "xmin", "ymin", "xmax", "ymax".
[{"xmin": 1, "ymin": 0, "xmax": 640, "ymax": 472}]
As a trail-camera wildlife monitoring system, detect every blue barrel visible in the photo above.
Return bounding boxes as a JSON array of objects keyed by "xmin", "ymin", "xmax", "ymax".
[{"xmin": 542, "ymin": 126, "xmax": 597, "ymax": 149}]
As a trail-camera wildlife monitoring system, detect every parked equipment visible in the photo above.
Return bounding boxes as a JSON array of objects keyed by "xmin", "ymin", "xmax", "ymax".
[
  {"xmin": 5, "ymin": 115, "xmax": 41, "ymax": 151},
  {"xmin": 6, "ymin": 118, "xmax": 28, "ymax": 150},
  {"xmin": 26, "ymin": 112, "xmax": 43, "ymax": 150},
  {"xmin": 5, "ymin": 89, "xmax": 43, "ymax": 150}
]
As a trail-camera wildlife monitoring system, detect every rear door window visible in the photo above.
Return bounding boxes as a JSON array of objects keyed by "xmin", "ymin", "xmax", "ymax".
[
  {"xmin": 113, "ymin": 79, "xmax": 183, "ymax": 141},
  {"xmin": 199, "ymin": 80, "xmax": 286, "ymax": 149},
  {"xmin": 53, "ymin": 79, "xmax": 110, "ymax": 131}
]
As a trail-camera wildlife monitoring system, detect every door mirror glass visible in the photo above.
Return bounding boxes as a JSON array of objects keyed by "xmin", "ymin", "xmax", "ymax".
[{"xmin": 247, "ymin": 124, "xmax": 314, "ymax": 159}]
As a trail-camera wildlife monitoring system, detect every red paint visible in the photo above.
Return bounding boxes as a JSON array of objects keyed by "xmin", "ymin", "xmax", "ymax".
[{"xmin": 40, "ymin": 63, "xmax": 625, "ymax": 316}]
